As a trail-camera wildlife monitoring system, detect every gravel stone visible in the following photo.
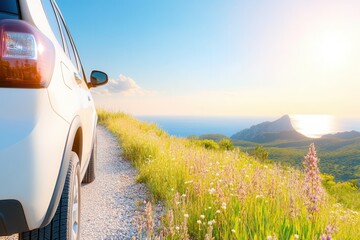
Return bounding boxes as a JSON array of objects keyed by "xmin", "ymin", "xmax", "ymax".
[{"xmin": 0, "ymin": 125, "xmax": 164, "ymax": 240}]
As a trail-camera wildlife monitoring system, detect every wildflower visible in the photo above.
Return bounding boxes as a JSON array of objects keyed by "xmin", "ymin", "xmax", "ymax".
[
  {"xmin": 294, "ymin": 234, "xmax": 299, "ymax": 239},
  {"xmin": 303, "ymin": 143, "xmax": 323, "ymax": 215},
  {"xmin": 208, "ymin": 220, "xmax": 215, "ymax": 225},
  {"xmin": 221, "ymin": 202, "xmax": 227, "ymax": 210},
  {"xmin": 320, "ymin": 225, "xmax": 336, "ymax": 240},
  {"xmin": 231, "ymin": 229, "xmax": 236, "ymax": 233},
  {"xmin": 173, "ymin": 192, "xmax": 180, "ymax": 206},
  {"xmin": 184, "ymin": 214, "xmax": 189, "ymax": 218},
  {"xmin": 264, "ymin": 165, "xmax": 268, "ymax": 169},
  {"xmin": 167, "ymin": 210, "xmax": 174, "ymax": 236},
  {"xmin": 267, "ymin": 236, "xmax": 273, "ymax": 240},
  {"xmin": 216, "ymin": 173, "xmax": 220, "ymax": 176},
  {"xmin": 216, "ymin": 210, "xmax": 221, "ymax": 214},
  {"xmin": 145, "ymin": 202, "xmax": 154, "ymax": 237},
  {"xmin": 175, "ymin": 226, "xmax": 180, "ymax": 231},
  {"xmin": 208, "ymin": 206, "xmax": 212, "ymax": 209},
  {"xmin": 204, "ymin": 225, "xmax": 213, "ymax": 240},
  {"xmin": 200, "ymin": 215, "xmax": 205, "ymax": 219},
  {"xmin": 208, "ymin": 188, "xmax": 216, "ymax": 195},
  {"xmin": 182, "ymin": 194, "xmax": 187, "ymax": 198},
  {"xmin": 255, "ymin": 194, "xmax": 263, "ymax": 199},
  {"xmin": 197, "ymin": 220, "xmax": 202, "ymax": 224}
]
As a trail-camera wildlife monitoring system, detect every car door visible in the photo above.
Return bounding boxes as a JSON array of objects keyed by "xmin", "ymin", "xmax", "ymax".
[{"xmin": 53, "ymin": 3, "xmax": 96, "ymax": 167}]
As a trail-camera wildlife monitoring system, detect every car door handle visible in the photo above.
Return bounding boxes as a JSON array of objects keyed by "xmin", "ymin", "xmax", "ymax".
[{"xmin": 74, "ymin": 73, "xmax": 82, "ymax": 85}]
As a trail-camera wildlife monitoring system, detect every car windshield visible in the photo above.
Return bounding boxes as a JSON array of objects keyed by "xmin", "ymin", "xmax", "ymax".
[{"xmin": 0, "ymin": 0, "xmax": 19, "ymax": 19}]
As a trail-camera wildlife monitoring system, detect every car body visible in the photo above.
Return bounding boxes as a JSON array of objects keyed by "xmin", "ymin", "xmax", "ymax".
[{"xmin": 0, "ymin": 0, "xmax": 107, "ymax": 239}]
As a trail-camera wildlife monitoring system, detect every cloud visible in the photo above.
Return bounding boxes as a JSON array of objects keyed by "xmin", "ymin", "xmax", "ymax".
[{"xmin": 92, "ymin": 74, "xmax": 147, "ymax": 96}]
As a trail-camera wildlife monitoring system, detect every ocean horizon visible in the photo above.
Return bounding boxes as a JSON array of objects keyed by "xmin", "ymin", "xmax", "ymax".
[{"xmin": 137, "ymin": 115, "xmax": 360, "ymax": 138}]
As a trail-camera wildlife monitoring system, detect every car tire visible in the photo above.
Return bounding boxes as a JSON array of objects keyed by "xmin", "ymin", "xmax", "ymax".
[
  {"xmin": 82, "ymin": 133, "xmax": 96, "ymax": 184},
  {"xmin": 19, "ymin": 152, "xmax": 81, "ymax": 240}
]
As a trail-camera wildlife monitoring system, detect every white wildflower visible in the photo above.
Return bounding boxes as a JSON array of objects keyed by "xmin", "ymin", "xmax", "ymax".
[{"xmin": 208, "ymin": 188, "xmax": 216, "ymax": 195}]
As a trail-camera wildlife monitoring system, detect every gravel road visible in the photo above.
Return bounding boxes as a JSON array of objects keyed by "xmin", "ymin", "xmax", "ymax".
[{"xmin": 1, "ymin": 125, "xmax": 163, "ymax": 240}]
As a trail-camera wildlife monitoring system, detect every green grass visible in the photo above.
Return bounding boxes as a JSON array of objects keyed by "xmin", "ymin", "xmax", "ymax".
[{"xmin": 98, "ymin": 110, "xmax": 360, "ymax": 239}]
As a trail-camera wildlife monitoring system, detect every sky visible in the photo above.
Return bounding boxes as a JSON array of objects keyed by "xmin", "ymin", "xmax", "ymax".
[{"xmin": 57, "ymin": 0, "xmax": 360, "ymax": 117}]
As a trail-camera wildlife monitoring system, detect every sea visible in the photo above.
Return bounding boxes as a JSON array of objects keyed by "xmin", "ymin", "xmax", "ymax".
[{"xmin": 137, "ymin": 116, "xmax": 360, "ymax": 138}]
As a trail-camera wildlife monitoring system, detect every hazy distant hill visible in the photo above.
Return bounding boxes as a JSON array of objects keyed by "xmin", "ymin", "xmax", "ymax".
[
  {"xmin": 323, "ymin": 131, "xmax": 360, "ymax": 140},
  {"xmin": 231, "ymin": 115, "xmax": 308, "ymax": 143},
  {"xmin": 228, "ymin": 115, "xmax": 360, "ymax": 182}
]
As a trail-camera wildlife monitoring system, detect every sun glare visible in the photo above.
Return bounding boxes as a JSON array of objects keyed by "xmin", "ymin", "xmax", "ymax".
[
  {"xmin": 312, "ymin": 31, "xmax": 352, "ymax": 69},
  {"xmin": 290, "ymin": 115, "xmax": 337, "ymax": 138}
]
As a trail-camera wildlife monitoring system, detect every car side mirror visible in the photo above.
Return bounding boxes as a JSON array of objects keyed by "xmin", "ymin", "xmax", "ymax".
[{"xmin": 89, "ymin": 70, "xmax": 108, "ymax": 88}]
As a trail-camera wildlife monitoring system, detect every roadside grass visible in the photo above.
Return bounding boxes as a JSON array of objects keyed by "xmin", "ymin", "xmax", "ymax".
[{"xmin": 98, "ymin": 110, "xmax": 360, "ymax": 239}]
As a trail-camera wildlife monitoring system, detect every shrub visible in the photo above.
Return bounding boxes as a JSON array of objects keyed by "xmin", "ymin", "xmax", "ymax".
[
  {"xmin": 198, "ymin": 139, "xmax": 219, "ymax": 150},
  {"xmin": 218, "ymin": 138, "xmax": 234, "ymax": 150},
  {"xmin": 253, "ymin": 145, "xmax": 269, "ymax": 161}
]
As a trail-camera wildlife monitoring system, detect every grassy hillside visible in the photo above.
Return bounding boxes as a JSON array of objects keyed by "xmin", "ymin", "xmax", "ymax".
[
  {"xmin": 99, "ymin": 111, "xmax": 360, "ymax": 239},
  {"xmin": 233, "ymin": 138, "xmax": 360, "ymax": 182}
]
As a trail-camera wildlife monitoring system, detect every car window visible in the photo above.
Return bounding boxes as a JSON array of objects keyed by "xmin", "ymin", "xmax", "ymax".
[
  {"xmin": 0, "ymin": 0, "xmax": 19, "ymax": 19},
  {"xmin": 69, "ymin": 36, "xmax": 86, "ymax": 81},
  {"xmin": 58, "ymin": 15, "xmax": 78, "ymax": 70},
  {"xmin": 41, "ymin": 0, "xmax": 63, "ymax": 49},
  {"xmin": 52, "ymin": 4, "xmax": 86, "ymax": 81}
]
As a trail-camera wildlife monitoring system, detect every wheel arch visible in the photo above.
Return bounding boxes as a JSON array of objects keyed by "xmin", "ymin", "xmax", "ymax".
[
  {"xmin": 40, "ymin": 116, "xmax": 82, "ymax": 228},
  {"xmin": 72, "ymin": 127, "xmax": 83, "ymax": 166}
]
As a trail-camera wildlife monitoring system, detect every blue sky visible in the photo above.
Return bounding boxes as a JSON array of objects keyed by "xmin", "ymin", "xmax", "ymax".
[{"xmin": 57, "ymin": 0, "xmax": 360, "ymax": 117}]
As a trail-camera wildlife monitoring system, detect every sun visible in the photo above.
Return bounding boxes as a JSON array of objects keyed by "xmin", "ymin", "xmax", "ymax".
[
  {"xmin": 311, "ymin": 31, "xmax": 352, "ymax": 69},
  {"xmin": 290, "ymin": 115, "xmax": 337, "ymax": 138}
]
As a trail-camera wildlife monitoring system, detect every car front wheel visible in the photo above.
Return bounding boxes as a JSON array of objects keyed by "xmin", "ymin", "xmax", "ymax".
[{"xmin": 19, "ymin": 151, "xmax": 81, "ymax": 240}]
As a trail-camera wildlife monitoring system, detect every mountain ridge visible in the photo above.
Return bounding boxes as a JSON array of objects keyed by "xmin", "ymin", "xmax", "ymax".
[{"xmin": 231, "ymin": 115, "xmax": 308, "ymax": 142}]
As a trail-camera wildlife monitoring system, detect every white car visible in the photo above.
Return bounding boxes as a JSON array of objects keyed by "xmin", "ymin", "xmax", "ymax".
[{"xmin": 0, "ymin": 0, "xmax": 107, "ymax": 239}]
